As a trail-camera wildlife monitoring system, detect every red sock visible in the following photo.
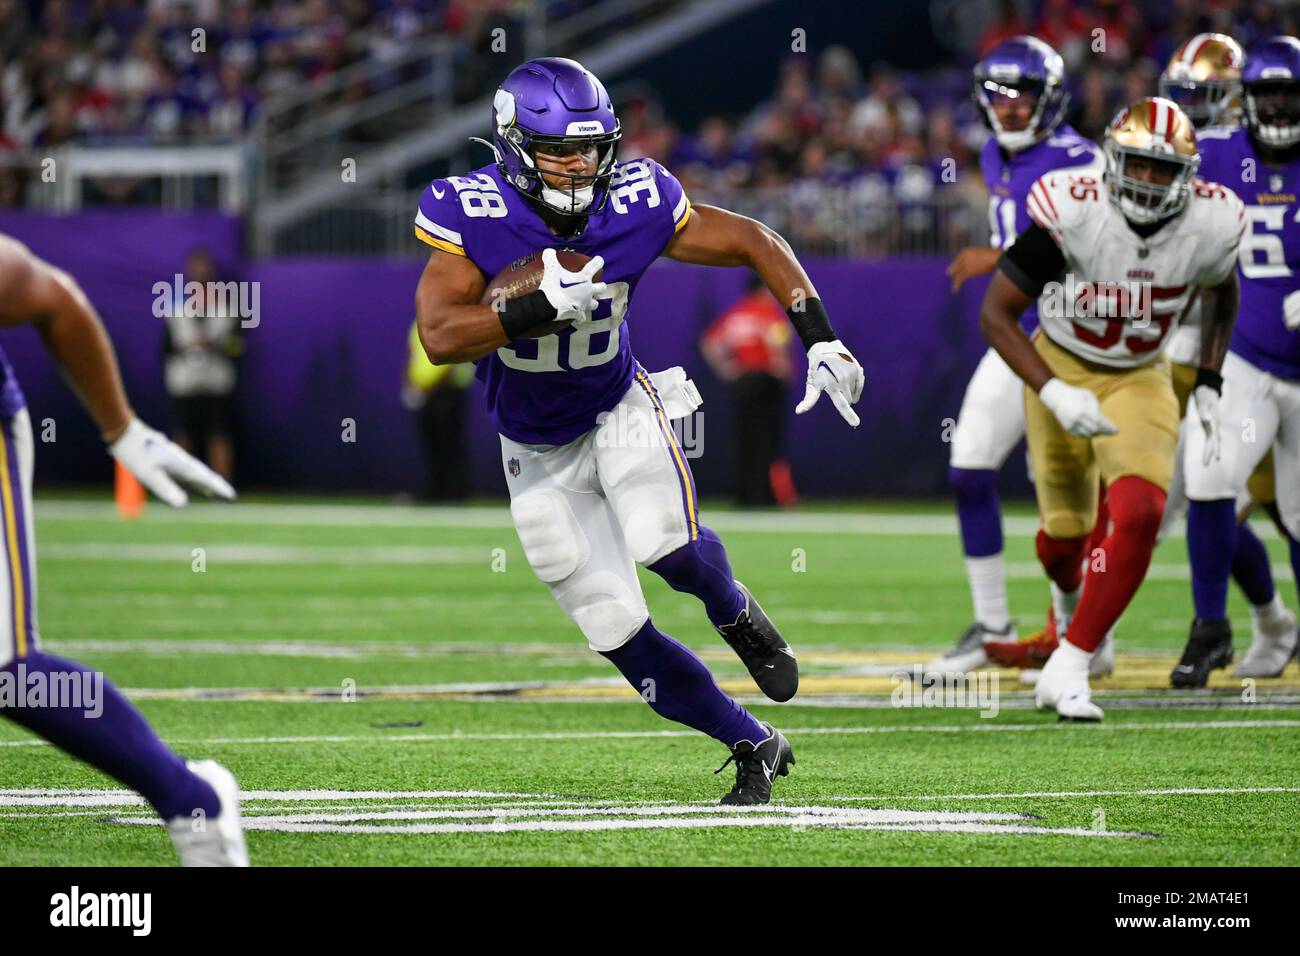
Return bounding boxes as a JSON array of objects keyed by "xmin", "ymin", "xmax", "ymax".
[
  {"xmin": 1036, "ymin": 528, "xmax": 1086, "ymax": 593},
  {"xmin": 1085, "ymin": 480, "xmax": 1110, "ymax": 557},
  {"xmin": 1067, "ymin": 476, "xmax": 1166, "ymax": 652}
]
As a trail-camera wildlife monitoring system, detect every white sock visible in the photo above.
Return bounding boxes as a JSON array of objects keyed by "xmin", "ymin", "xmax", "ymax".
[
  {"xmin": 1055, "ymin": 637, "xmax": 1092, "ymax": 673},
  {"xmin": 1051, "ymin": 581, "xmax": 1081, "ymax": 630},
  {"xmin": 1250, "ymin": 592, "xmax": 1286, "ymax": 625},
  {"xmin": 965, "ymin": 554, "xmax": 1010, "ymax": 631}
]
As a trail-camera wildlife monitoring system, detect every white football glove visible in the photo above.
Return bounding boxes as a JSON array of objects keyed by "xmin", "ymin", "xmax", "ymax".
[
  {"xmin": 109, "ymin": 419, "xmax": 236, "ymax": 508},
  {"xmin": 1191, "ymin": 384, "xmax": 1222, "ymax": 465},
  {"xmin": 1284, "ymin": 289, "xmax": 1300, "ymax": 331},
  {"xmin": 795, "ymin": 339, "xmax": 865, "ymax": 427},
  {"xmin": 539, "ymin": 248, "xmax": 606, "ymax": 326},
  {"xmin": 1038, "ymin": 378, "xmax": 1117, "ymax": 438}
]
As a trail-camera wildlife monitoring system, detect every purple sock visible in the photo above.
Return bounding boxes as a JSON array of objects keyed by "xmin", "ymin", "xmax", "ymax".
[
  {"xmin": 1290, "ymin": 536, "xmax": 1300, "ymax": 602},
  {"xmin": 600, "ymin": 619, "xmax": 766, "ymax": 747},
  {"xmin": 949, "ymin": 467, "xmax": 1003, "ymax": 557},
  {"xmin": 1231, "ymin": 520, "xmax": 1276, "ymax": 607},
  {"xmin": 646, "ymin": 526, "xmax": 745, "ymax": 627},
  {"xmin": 0, "ymin": 650, "xmax": 218, "ymax": 820},
  {"xmin": 1188, "ymin": 499, "xmax": 1238, "ymax": 621}
]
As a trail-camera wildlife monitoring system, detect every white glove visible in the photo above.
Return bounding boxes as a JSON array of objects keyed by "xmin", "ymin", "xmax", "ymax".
[
  {"xmin": 1038, "ymin": 378, "xmax": 1117, "ymax": 438},
  {"xmin": 1284, "ymin": 289, "xmax": 1300, "ymax": 331},
  {"xmin": 109, "ymin": 419, "xmax": 236, "ymax": 508},
  {"xmin": 795, "ymin": 339, "xmax": 865, "ymax": 427},
  {"xmin": 1192, "ymin": 384, "xmax": 1222, "ymax": 465},
  {"xmin": 539, "ymin": 248, "xmax": 606, "ymax": 326}
]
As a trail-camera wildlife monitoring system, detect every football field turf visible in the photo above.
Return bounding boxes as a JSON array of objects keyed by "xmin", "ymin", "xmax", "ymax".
[{"xmin": 2, "ymin": 496, "xmax": 1297, "ymax": 866}]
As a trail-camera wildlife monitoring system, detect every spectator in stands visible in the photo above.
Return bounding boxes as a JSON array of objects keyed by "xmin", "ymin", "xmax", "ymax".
[
  {"xmin": 162, "ymin": 247, "xmax": 243, "ymax": 481},
  {"xmin": 700, "ymin": 280, "xmax": 797, "ymax": 508}
]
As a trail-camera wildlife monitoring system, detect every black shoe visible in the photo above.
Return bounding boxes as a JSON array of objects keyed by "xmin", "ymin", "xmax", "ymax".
[
  {"xmin": 716, "ymin": 582, "xmax": 798, "ymax": 702},
  {"xmin": 716, "ymin": 722, "xmax": 795, "ymax": 806},
  {"xmin": 1171, "ymin": 618, "xmax": 1234, "ymax": 688}
]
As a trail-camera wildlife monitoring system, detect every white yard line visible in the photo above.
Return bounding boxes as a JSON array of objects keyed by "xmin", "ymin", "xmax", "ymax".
[{"xmin": 40, "ymin": 543, "xmax": 486, "ymax": 564}]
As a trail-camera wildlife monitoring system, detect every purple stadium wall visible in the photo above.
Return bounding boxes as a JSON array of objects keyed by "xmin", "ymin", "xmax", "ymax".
[{"xmin": 0, "ymin": 212, "xmax": 1027, "ymax": 499}]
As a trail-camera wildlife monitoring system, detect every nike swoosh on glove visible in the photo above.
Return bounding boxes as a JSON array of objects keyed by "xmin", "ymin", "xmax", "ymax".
[
  {"xmin": 1038, "ymin": 378, "xmax": 1118, "ymax": 438},
  {"xmin": 795, "ymin": 339, "xmax": 865, "ymax": 427},
  {"xmin": 1192, "ymin": 384, "xmax": 1222, "ymax": 465},
  {"xmin": 539, "ymin": 248, "xmax": 606, "ymax": 325},
  {"xmin": 109, "ymin": 419, "xmax": 237, "ymax": 507}
]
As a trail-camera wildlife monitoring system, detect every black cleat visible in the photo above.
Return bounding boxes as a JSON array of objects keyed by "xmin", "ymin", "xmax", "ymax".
[
  {"xmin": 716, "ymin": 582, "xmax": 798, "ymax": 702},
  {"xmin": 716, "ymin": 722, "xmax": 795, "ymax": 806},
  {"xmin": 1171, "ymin": 618, "xmax": 1234, "ymax": 688}
]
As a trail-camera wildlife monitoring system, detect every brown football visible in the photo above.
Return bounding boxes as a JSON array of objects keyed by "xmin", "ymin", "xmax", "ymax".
[{"xmin": 480, "ymin": 250, "xmax": 601, "ymax": 339}]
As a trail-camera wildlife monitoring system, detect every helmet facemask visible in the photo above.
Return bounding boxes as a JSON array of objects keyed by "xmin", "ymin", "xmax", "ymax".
[
  {"xmin": 1244, "ymin": 80, "xmax": 1300, "ymax": 149},
  {"xmin": 1158, "ymin": 74, "xmax": 1242, "ymax": 128},
  {"xmin": 1105, "ymin": 141, "xmax": 1198, "ymax": 225}
]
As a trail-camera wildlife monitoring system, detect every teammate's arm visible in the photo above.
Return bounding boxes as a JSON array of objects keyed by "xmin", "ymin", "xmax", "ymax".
[
  {"xmin": 0, "ymin": 235, "xmax": 233, "ymax": 505},
  {"xmin": 0, "ymin": 235, "xmax": 133, "ymax": 440},
  {"xmin": 664, "ymin": 204, "xmax": 865, "ymax": 425},
  {"xmin": 1189, "ymin": 270, "xmax": 1239, "ymax": 465},
  {"xmin": 981, "ymin": 223, "xmax": 1116, "ymax": 437}
]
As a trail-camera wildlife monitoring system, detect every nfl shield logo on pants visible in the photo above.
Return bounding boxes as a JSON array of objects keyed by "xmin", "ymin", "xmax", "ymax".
[{"xmin": 508, "ymin": 457, "xmax": 521, "ymax": 477}]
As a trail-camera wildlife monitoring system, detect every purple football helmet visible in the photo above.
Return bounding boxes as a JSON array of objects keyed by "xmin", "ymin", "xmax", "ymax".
[
  {"xmin": 974, "ymin": 36, "xmax": 1070, "ymax": 152},
  {"xmin": 1243, "ymin": 36, "xmax": 1300, "ymax": 149},
  {"xmin": 482, "ymin": 57, "xmax": 621, "ymax": 222}
]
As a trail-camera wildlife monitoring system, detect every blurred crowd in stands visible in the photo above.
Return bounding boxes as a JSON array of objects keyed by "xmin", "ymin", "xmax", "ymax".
[{"xmin": 1, "ymin": 0, "xmax": 1298, "ymax": 252}]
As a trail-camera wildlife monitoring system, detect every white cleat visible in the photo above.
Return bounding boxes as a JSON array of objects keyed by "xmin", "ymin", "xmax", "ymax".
[
  {"xmin": 1035, "ymin": 641, "xmax": 1104, "ymax": 721},
  {"xmin": 1234, "ymin": 607, "xmax": 1298, "ymax": 678},
  {"xmin": 1089, "ymin": 631, "xmax": 1116, "ymax": 679},
  {"xmin": 166, "ymin": 760, "xmax": 249, "ymax": 867}
]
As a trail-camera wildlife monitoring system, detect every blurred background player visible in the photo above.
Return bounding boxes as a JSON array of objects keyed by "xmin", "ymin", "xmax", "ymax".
[
  {"xmin": 929, "ymin": 37, "xmax": 1105, "ymax": 677},
  {"xmin": 413, "ymin": 58, "xmax": 863, "ymax": 804},
  {"xmin": 1175, "ymin": 35, "xmax": 1300, "ymax": 686},
  {"xmin": 161, "ymin": 247, "xmax": 243, "ymax": 482},
  {"xmin": 699, "ymin": 277, "xmax": 797, "ymax": 508},
  {"xmin": 0, "ymin": 233, "xmax": 246, "ymax": 866},
  {"xmin": 402, "ymin": 318, "xmax": 473, "ymax": 501},
  {"xmin": 980, "ymin": 97, "xmax": 1244, "ymax": 720}
]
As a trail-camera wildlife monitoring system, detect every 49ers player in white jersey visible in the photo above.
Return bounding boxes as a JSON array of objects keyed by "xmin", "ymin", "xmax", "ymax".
[{"xmin": 979, "ymin": 97, "xmax": 1245, "ymax": 720}]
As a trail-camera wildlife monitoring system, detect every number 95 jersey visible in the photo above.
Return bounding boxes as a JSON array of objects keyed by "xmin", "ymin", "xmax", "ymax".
[
  {"xmin": 1026, "ymin": 167, "xmax": 1245, "ymax": 368},
  {"xmin": 414, "ymin": 159, "xmax": 693, "ymax": 445}
]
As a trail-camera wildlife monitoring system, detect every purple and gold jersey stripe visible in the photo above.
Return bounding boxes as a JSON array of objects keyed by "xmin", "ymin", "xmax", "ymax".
[
  {"xmin": 633, "ymin": 368, "xmax": 699, "ymax": 541},
  {"xmin": 672, "ymin": 195, "xmax": 692, "ymax": 234}
]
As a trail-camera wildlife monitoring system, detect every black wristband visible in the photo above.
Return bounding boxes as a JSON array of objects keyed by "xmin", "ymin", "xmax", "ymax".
[
  {"xmin": 787, "ymin": 296, "xmax": 836, "ymax": 350},
  {"xmin": 498, "ymin": 288, "xmax": 558, "ymax": 340},
  {"xmin": 1195, "ymin": 367, "xmax": 1224, "ymax": 394}
]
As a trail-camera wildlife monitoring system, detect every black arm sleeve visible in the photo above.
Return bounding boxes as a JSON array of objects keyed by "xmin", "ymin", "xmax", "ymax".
[{"xmin": 997, "ymin": 222, "xmax": 1067, "ymax": 299}]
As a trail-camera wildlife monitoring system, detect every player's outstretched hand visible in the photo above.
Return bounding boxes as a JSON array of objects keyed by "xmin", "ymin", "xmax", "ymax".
[
  {"xmin": 109, "ymin": 419, "xmax": 237, "ymax": 508},
  {"xmin": 1039, "ymin": 378, "xmax": 1117, "ymax": 438},
  {"xmin": 795, "ymin": 339, "xmax": 865, "ymax": 428},
  {"xmin": 946, "ymin": 247, "xmax": 1000, "ymax": 293},
  {"xmin": 1192, "ymin": 384, "xmax": 1222, "ymax": 465},
  {"xmin": 539, "ymin": 248, "xmax": 606, "ymax": 325}
]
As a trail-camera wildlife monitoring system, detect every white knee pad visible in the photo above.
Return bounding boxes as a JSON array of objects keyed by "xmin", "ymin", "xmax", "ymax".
[
  {"xmin": 617, "ymin": 485, "xmax": 687, "ymax": 565},
  {"xmin": 511, "ymin": 489, "xmax": 588, "ymax": 583},
  {"xmin": 561, "ymin": 571, "xmax": 648, "ymax": 652}
]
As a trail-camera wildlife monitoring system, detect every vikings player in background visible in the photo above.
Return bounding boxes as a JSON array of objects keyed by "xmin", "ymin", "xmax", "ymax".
[
  {"xmin": 928, "ymin": 37, "xmax": 1108, "ymax": 678},
  {"xmin": 1174, "ymin": 36, "xmax": 1300, "ymax": 686},
  {"xmin": 0, "ymin": 234, "xmax": 247, "ymax": 865},
  {"xmin": 412, "ymin": 58, "xmax": 864, "ymax": 804},
  {"xmin": 1158, "ymin": 32, "xmax": 1296, "ymax": 682}
]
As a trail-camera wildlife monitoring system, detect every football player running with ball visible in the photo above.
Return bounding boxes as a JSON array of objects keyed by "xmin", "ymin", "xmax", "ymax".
[
  {"xmin": 929, "ymin": 36, "xmax": 1107, "ymax": 678},
  {"xmin": 1173, "ymin": 36, "xmax": 1300, "ymax": 685},
  {"xmin": 412, "ymin": 58, "xmax": 864, "ymax": 804},
  {"xmin": 0, "ymin": 234, "xmax": 247, "ymax": 865},
  {"xmin": 1155, "ymin": 33, "xmax": 1297, "ymax": 682},
  {"xmin": 979, "ymin": 97, "xmax": 1245, "ymax": 720}
]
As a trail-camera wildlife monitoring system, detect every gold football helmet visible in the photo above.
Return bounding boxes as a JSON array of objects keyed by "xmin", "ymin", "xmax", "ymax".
[
  {"xmin": 1104, "ymin": 97, "xmax": 1200, "ymax": 225},
  {"xmin": 1158, "ymin": 33, "xmax": 1244, "ymax": 129}
]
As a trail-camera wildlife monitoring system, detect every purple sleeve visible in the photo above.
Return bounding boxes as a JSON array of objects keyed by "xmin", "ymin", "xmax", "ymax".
[{"xmin": 413, "ymin": 180, "xmax": 469, "ymax": 257}]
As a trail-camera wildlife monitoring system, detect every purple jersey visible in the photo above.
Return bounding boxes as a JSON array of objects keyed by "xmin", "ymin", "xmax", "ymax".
[
  {"xmin": 1199, "ymin": 125, "xmax": 1300, "ymax": 381},
  {"xmin": 980, "ymin": 125, "xmax": 1101, "ymax": 331},
  {"xmin": 0, "ymin": 346, "xmax": 25, "ymax": 418},
  {"xmin": 415, "ymin": 160, "xmax": 691, "ymax": 445}
]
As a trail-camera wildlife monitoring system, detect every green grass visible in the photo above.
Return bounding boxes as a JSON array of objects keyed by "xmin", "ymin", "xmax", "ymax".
[{"xmin": 1, "ymin": 496, "xmax": 1297, "ymax": 866}]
